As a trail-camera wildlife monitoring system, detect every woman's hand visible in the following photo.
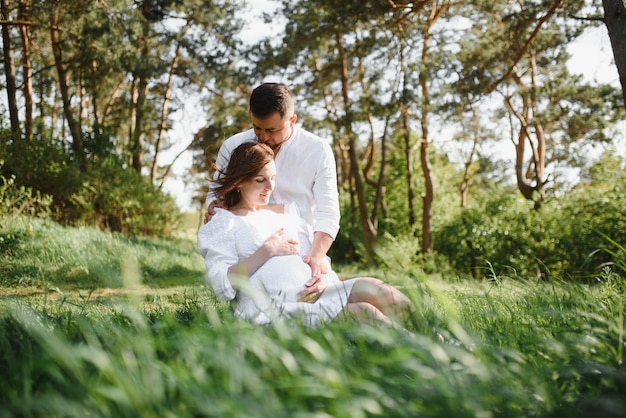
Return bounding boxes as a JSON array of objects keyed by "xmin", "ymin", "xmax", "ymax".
[
  {"xmin": 263, "ymin": 228, "xmax": 299, "ymax": 257},
  {"xmin": 228, "ymin": 228, "xmax": 298, "ymax": 279}
]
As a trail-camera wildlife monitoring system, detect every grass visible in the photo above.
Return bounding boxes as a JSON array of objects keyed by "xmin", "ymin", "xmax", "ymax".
[{"xmin": 1, "ymin": 215, "xmax": 625, "ymax": 417}]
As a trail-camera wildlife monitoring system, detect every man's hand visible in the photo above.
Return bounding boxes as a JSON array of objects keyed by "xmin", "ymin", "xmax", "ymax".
[
  {"xmin": 298, "ymin": 273, "xmax": 329, "ymax": 303},
  {"xmin": 298, "ymin": 256, "xmax": 330, "ymax": 303},
  {"xmin": 204, "ymin": 200, "xmax": 224, "ymax": 224}
]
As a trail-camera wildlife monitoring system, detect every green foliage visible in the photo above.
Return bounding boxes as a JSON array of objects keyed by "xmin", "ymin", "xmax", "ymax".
[
  {"xmin": 436, "ymin": 193, "xmax": 539, "ymax": 279},
  {"xmin": 0, "ymin": 135, "xmax": 180, "ymax": 236},
  {"xmin": 434, "ymin": 171, "xmax": 626, "ymax": 280},
  {"xmin": 554, "ymin": 179, "xmax": 626, "ymax": 279},
  {"xmin": 0, "ymin": 138, "xmax": 84, "ymax": 220},
  {"xmin": 0, "ymin": 162, "xmax": 52, "ymax": 219},
  {"xmin": 72, "ymin": 156, "xmax": 181, "ymax": 236},
  {"xmin": 331, "ymin": 143, "xmax": 466, "ymax": 265}
]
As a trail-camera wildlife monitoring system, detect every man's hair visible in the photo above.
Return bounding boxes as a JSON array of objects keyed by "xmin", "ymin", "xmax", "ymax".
[
  {"xmin": 213, "ymin": 142, "xmax": 274, "ymax": 208},
  {"xmin": 249, "ymin": 83, "xmax": 294, "ymax": 119}
]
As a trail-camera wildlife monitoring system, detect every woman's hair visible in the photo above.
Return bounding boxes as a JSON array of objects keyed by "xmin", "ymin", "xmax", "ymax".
[
  {"xmin": 249, "ymin": 82, "xmax": 294, "ymax": 120},
  {"xmin": 213, "ymin": 142, "xmax": 274, "ymax": 208}
]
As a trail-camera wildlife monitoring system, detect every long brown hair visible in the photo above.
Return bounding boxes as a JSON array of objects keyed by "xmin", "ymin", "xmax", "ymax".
[{"xmin": 213, "ymin": 142, "xmax": 274, "ymax": 208}]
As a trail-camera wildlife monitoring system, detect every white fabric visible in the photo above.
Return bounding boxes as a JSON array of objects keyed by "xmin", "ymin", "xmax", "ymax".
[
  {"xmin": 206, "ymin": 126, "xmax": 341, "ymax": 248},
  {"xmin": 197, "ymin": 208, "xmax": 355, "ymax": 327}
]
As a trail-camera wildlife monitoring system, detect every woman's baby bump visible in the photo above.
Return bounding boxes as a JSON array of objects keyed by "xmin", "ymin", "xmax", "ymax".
[{"xmin": 253, "ymin": 254, "xmax": 311, "ymax": 302}]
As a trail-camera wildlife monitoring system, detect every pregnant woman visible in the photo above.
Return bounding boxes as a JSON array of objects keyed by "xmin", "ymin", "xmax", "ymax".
[{"xmin": 198, "ymin": 142, "xmax": 414, "ymax": 328}]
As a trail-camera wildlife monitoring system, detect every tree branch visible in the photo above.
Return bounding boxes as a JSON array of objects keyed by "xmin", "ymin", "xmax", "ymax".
[{"xmin": 486, "ymin": 0, "xmax": 565, "ymax": 93}]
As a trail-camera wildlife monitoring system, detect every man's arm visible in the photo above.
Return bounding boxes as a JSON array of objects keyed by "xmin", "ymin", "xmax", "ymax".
[
  {"xmin": 298, "ymin": 231, "xmax": 334, "ymax": 301},
  {"xmin": 307, "ymin": 231, "xmax": 334, "ymax": 276},
  {"xmin": 297, "ymin": 141, "xmax": 341, "ymax": 299}
]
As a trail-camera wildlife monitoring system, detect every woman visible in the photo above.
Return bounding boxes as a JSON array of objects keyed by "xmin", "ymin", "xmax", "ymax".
[{"xmin": 197, "ymin": 142, "xmax": 414, "ymax": 328}]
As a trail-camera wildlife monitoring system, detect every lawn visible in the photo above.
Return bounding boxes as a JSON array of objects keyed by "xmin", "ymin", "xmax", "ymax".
[{"xmin": 0, "ymin": 216, "xmax": 624, "ymax": 417}]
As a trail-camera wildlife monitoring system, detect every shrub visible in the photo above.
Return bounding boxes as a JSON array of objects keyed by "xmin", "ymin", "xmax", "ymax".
[
  {"xmin": 435, "ymin": 181, "xmax": 626, "ymax": 281},
  {"xmin": 0, "ymin": 162, "xmax": 52, "ymax": 219},
  {"xmin": 0, "ymin": 134, "xmax": 180, "ymax": 237}
]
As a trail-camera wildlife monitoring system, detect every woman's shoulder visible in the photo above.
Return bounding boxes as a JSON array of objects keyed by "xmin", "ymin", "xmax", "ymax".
[{"xmin": 198, "ymin": 208, "xmax": 238, "ymax": 239}]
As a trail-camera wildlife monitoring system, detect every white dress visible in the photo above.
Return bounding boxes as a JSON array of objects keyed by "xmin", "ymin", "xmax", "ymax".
[{"xmin": 197, "ymin": 208, "xmax": 356, "ymax": 327}]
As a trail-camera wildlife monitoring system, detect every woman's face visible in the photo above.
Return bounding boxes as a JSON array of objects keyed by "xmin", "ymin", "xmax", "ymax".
[{"xmin": 238, "ymin": 160, "xmax": 276, "ymax": 209}]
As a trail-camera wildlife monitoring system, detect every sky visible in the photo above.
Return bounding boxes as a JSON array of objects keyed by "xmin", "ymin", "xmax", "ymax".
[{"xmin": 160, "ymin": 10, "xmax": 622, "ymax": 213}]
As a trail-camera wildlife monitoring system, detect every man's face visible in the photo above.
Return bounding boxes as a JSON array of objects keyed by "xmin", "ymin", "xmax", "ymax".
[{"xmin": 251, "ymin": 111, "xmax": 297, "ymax": 152}]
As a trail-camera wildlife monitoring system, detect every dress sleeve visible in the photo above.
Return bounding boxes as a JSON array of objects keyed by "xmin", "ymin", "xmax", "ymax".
[{"xmin": 197, "ymin": 210, "xmax": 239, "ymax": 301}]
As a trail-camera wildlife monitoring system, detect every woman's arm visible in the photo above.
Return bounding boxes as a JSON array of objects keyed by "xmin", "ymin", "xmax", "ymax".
[
  {"xmin": 197, "ymin": 218, "xmax": 240, "ymax": 301},
  {"xmin": 228, "ymin": 227, "xmax": 298, "ymax": 278}
]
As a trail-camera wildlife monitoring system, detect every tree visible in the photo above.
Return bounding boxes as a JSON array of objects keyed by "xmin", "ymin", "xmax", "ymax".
[
  {"xmin": 1, "ymin": 0, "xmax": 21, "ymax": 140},
  {"xmin": 17, "ymin": 0, "xmax": 32, "ymax": 141},
  {"xmin": 269, "ymin": 0, "xmax": 402, "ymax": 263},
  {"xmin": 602, "ymin": 0, "xmax": 626, "ymax": 109},
  {"xmin": 415, "ymin": 0, "xmax": 449, "ymax": 253},
  {"xmin": 50, "ymin": 0, "xmax": 84, "ymax": 157},
  {"xmin": 450, "ymin": 0, "xmax": 622, "ymax": 208}
]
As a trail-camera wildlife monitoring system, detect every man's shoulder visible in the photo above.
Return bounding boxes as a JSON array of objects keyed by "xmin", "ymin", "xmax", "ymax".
[{"xmin": 295, "ymin": 127, "xmax": 332, "ymax": 150}]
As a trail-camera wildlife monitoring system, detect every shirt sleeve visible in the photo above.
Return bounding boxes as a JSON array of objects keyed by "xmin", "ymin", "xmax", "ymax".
[
  {"xmin": 197, "ymin": 210, "xmax": 238, "ymax": 301},
  {"xmin": 312, "ymin": 141, "xmax": 341, "ymax": 239}
]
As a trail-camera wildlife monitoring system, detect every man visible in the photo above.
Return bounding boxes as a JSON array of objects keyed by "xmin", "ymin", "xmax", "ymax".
[{"xmin": 204, "ymin": 82, "xmax": 340, "ymax": 301}]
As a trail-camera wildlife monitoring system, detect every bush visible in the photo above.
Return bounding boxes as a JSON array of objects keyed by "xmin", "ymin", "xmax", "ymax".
[
  {"xmin": 71, "ymin": 156, "xmax": 181, "ymax": 236},
  {"xmin": 0, "ymin": 134, "xmax": 180, "ymax": 237},
  {"xmin": 0, "ymin": 162, "xmax": 52, "ymax": 219},
  {"xmin": 435, "ymin": 181, "xmax": 626, "ymax": 281}
]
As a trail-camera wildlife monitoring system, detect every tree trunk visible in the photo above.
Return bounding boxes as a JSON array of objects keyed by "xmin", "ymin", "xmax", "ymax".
[
  {"xmin": 506, "ymin": 57, "xmax": 546, "ymax": 209},
  {"xmin": 336, "ymin": 31, "xmax": 377, "ymax": 264},
  {"xmin": 602, "ymin": 0, "xmax": 626, "ymax": 109},
  {"xmin": 131, "ymin": 75, "xmax": 147, "ymax": 173},
  {"xmin": 357, "ymin": 55, "xmax": 385, "ymax": 230},
  {"xmin": 460, "ymin": 103, "xmax": 479, "ymax": 208},
  {"xmin": 17, "ymin": 0, "xmax": 32, "ymax": 141},
  {"xmin": 399, "ymin": 39, "xmax": 417, "ymax": 228},
  {"xmin": 50, "ymin": 2, "xmax": 83, "ymax": 157},
  {"xmin": 131, "ymin": 5, "xmax": 153, "ymax": 174},
  {"xmin": 418, "ymin": 12, "xmax": 437, "ymax": 254},
  {"xmin": 151, "ymin": 46, "xmax": 180, "ymax": 183},
  {"xmin": 420, "ymin": 134, "xmax": 434, "ymax": 253},
  {"xmin": 1, "ymin": 0, "xmax": 21, "ymax": 141},
  {"xmin": 401, "ymin": 108, "xmax": 417, "ymax": 227}
]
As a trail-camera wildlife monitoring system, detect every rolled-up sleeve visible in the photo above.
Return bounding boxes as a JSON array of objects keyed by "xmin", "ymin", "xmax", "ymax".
[
  {"xmin": 312, "ymin": 142, "xmax": 340, "ymax": 239},
  {"xmin": 197, "ymin": 214, "xmax": 238, "ymax": 301}
]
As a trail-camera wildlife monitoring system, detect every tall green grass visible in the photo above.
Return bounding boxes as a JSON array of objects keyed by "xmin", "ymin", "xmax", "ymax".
[
  {"xmin": 0, "ymin": 216, "xmax": 205, "ymax": 290},
  {"xmin": 1, "ymin": 216, "xmax": 625, "ymax": 417}
]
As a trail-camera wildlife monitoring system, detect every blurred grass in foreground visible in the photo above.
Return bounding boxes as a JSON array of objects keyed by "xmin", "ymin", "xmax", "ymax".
[
  {"xmin": 1, "ymin": 274, "xmax": 625, "ymax": 417},
  {"xmin": 0, "ymin": 215, "xmax": 625, "ymax": 417}
]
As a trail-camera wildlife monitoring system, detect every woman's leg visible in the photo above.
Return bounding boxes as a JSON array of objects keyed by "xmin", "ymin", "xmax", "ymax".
[
  {"xmin": 341, "ymin": 301, "xmax": 395, "ymax": 327},
  {"xmin": 347, "ymin": 277, "xmax": 415, "ymax": 324}
]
